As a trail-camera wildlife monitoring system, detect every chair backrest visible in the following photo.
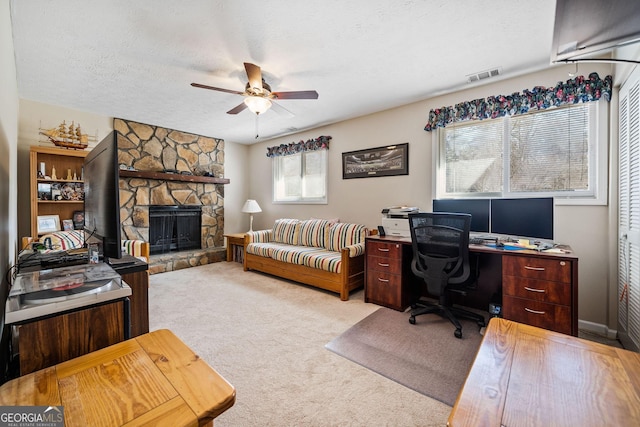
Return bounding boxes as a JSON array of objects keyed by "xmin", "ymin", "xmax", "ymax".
[{"xmin": 408, "ymin": 212, "xmax": 472, "ymax": 296}]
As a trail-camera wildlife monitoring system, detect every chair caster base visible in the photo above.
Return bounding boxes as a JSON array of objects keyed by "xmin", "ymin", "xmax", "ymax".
[
  {"xmin": 409, "ymin": 316, "xmax": 416, "ymax": 325},
  {"xmin": 454, "ymin": 328, "xmax": 462, "ymax": 339}
]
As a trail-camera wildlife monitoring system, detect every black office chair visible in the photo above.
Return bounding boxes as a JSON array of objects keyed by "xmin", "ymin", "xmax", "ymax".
[{"xmin": 407, "ymin": 212, "xmax": 485, "ymax": 338}]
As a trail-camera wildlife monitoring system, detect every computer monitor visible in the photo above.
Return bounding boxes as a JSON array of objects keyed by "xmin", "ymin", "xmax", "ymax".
[
  {"xmin": 490, "ymin": 197, "xmax": 554, "ymax": 240},
  {"xmin": 83, "ymin": 131, "xmax": 122, "ymax": 260},
  {"xmin": 433, "ymin": 199, "xmax": 491, "ymax": 233}
]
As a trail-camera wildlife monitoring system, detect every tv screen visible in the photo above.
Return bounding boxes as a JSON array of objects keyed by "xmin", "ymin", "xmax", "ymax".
[
  {"xmin": 433, "ymin": 199, "xmax": 490, "ymax": 233},
  {"xmin": 490, "ymin": 197, "xmax": 554, "ymax": 240},
  {"xmin": 83, "ymin": 131, "xmax": 122, "ymax": 260}
]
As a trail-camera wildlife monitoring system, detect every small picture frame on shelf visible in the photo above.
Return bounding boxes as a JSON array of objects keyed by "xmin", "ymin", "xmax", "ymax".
[
  {"xmin": 37, "ymin": 215, "xmax": 61, "ymax": 235},
  {"xmin": 51, "ymin": 183, "xmax": 62, "ymax": 201},
  {"xmin": 37, "ymin": 183, "xmax": 52, "ymax": 200},
  {"xmin": 72, "ymin": 210, "xmax": 85, "ymax": 230},
  {"xmin": 62, "ymin": 219, "xmax": 74, "ymax": 231}
]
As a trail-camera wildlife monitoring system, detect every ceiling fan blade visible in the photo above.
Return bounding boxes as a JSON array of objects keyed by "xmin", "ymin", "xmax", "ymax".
[
  {"xmin": 191, "ymin": 82, "xmax": 244, "ymax": 95},
  {"xmin": 244, "ymin": 62, "xmax": 263, "ymax": 92},
  {"xmin": 271, "ymin": 101, "xmax": 295, "ymax": 117},
  {"xmin": 272, "ymin": 90, "xmax": 319, "ymax": 100},
  {"xmin": 227, "ymin": 102, "xmax": 248, "ymax": 114}
]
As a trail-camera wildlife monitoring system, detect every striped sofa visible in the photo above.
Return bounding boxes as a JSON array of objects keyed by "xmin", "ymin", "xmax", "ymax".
[{"xmin": 243, "ymin": 219, "xmax": 368, "ymax": 300}]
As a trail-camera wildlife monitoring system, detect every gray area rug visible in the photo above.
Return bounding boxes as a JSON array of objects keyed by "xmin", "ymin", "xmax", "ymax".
[{"xmin": 325, "ymin": 307, "xmax": 484, "ymax": 406}]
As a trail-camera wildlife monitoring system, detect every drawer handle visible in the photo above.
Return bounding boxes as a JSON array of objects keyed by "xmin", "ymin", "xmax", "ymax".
[
  {"xmin": 377, "ymin": 278, "xmax": 390, "ymax": 283},
  {"xmin": 377, "ymin": 263, "xmax": 390, "ymax": 267},
  {"xmin": 525, "ymin": 307, "xmax": 546, "ymax": 315},
  {"xmin": 377, "ymin": 248, "xmax": 390, "ymax": 252},
  {"xmin": 524, "ymin": 266, "xmax": 545, "ymax": 271},
  {"xmin": 524, "ymin": 286, "xmax": 545, "ymax": 293}
]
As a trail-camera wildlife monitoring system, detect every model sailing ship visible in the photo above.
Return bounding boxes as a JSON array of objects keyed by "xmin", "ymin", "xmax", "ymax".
[{"xmin": 39, "ymin": 120, "xmax": 92, "ymax": 150}]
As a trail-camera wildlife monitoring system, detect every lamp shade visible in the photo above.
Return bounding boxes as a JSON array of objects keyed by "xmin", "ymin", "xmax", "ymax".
[
  {"xmin": 242, "ymin": 199, "xmax": 262, "ymax": 214},
  {"xmin": 244, "ymin": 96, "xmax": 272, "ymax": 114}
]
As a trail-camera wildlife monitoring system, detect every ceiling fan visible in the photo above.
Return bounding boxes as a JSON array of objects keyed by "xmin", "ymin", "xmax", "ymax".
[{"xmin": 191, "ymin": 62, "xmax": 319, "ymax": 116}]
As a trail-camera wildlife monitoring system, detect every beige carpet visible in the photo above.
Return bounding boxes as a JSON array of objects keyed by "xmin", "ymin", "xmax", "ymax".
[
  {"xmin": 326, "ymin": 307, "xmax": 484, "ymax": 406},
  {"xmin": 149, "ymin": 262, "xmax": 452, "ymax": 426}
]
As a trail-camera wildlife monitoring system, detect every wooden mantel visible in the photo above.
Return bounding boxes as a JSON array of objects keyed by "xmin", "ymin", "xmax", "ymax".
[{"xmin": 119, "ymin": 169, "xmax": 230, "ymax": 184}]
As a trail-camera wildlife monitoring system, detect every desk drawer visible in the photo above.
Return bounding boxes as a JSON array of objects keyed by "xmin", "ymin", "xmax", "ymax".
[
  {"xmin": 366, "ymin": 271, "xmax": 403, "ymax": 310},
  {"xmin": 503, "ymin": 276, "xmax": 571, "ymax": 305},
  {"xmin": 367, "ymin": 254, "xmax": 403, "ymax": 275},
  {"xmin": 366, "ymin": 241, "xmax": 403, "ymax": 259},
  {"xmin": 503, "ymin": 296, "xmax": 571, "ymax": 335},
  {"xmin": 503, "ymin": 256, "xmax": 572, "ymax": 284}
]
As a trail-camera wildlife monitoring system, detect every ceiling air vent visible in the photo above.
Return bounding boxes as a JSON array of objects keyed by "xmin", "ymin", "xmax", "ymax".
[{"xmin": 466, "ymin": 67, "xmax": 502, "ymax": 83}]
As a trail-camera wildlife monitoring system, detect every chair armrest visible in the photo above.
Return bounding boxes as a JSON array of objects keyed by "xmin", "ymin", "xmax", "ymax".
[
  {"xmin": 246, "ymin": 230, "xmax": 272, "ymax": 243},
  {"xmin": 122, "ymin": 240, "xmax": 150, "ymax": 262},
  {"xmin": 343, "ymin": 242, "xmax": 365, "ymax": 257}
]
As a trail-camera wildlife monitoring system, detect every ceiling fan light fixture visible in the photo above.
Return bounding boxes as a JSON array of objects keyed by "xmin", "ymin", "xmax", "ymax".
[{"xmin": 244, "ymin": 96, "xmax": 272, "ymax": 114}]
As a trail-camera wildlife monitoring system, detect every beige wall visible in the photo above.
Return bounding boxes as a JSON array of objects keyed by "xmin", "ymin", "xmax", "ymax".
[
  {"xmin": 1, "ymin": 0, "xmax": 18, "ymax": 273},
  {"xmin": 1, "ymin": 0, "xmax": 19, "ymax": 379},
  {"xmin": 246, "ymin": 63, "xmax": 617, "ymax": 332}
]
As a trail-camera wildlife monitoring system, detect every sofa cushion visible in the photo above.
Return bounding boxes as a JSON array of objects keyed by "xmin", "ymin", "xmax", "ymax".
[
  {"xmin": 298, "ymin": 219, "xmax": 329, "ymax": 248},
  {"xmin": 272, "ymin": 219, "xmax": 300, "ymax": 245},
  {"xmin": 246, "ymin": 242, "xmax": 281, "ymax": 258},
  {"xmin": 300, "ymin": 250, "xmax": 343, "ymax": 273},
  {"xmin": 326, "ymin": 223, "xmax": 367, "ymax": 252},
  {"xmin": 271, "ymin": 244, "xmax": 324, "ymax": 264}
]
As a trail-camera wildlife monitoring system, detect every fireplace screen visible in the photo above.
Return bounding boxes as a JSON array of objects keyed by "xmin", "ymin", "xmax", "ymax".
[{"xmin": 149, "ymin": 205, "xmax": 202, "ymax": 254}]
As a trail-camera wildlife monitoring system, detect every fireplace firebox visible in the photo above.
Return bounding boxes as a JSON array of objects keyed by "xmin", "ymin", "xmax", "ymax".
[{"xmin": 149, "ymin": 205, "xmax": 202, "ymax": 255}]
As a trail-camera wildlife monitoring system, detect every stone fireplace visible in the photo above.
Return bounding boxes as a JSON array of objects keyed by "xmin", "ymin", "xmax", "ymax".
[{"xmin": 115, "ymin": 118, "xmax": 228, "ymax": 273}]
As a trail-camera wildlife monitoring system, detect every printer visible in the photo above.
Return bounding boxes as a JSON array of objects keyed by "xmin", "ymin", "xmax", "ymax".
[{"xmin": 381, "ymin": 206, "xmax": 419, "ymax": 237}]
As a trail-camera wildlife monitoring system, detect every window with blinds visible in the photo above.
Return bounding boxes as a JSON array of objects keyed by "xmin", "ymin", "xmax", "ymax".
[
  {"xmin": 272, "ymin": 149, "xmax": 328, "ymax": 203},
  {"xmin": 436, "ymin": 103, "xmax": 603, "ymax": 201}
]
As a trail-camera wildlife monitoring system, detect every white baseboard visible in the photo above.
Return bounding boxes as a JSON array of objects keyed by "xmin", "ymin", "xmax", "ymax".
[{"xmin": 578, "ymin": 319, "xmax": 618, "ymax": 339}]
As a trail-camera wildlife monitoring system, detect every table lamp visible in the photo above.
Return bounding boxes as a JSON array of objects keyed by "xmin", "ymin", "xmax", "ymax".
[{"xmin": 242, "ymin": 199, "xmax": 262, "ymax": 232}]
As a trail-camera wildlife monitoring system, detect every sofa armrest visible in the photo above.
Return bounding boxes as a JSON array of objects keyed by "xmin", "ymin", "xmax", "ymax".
[
  {"xmin": 246, "ymin": 229, "xmax": 272, "ymax": 243},
  {"xmin": 342, "ymin": 242, "xmax": 365, "ymax": 257}
]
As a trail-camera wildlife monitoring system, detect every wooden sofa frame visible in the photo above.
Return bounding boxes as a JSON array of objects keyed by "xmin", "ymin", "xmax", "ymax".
[{"xmin": 243, "ymin": 235, "xmax": 365, "ymax": 301}]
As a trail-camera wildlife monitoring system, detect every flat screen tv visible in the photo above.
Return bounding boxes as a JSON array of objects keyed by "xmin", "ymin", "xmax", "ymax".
[
  {"xmin": 83, "ymin": 131, "xmax": 122, "ymax": 260},
  {"xmin": 490, "ymin": 197, "xmax": 554, "ymax": 240},
  {"xmin": 433, "ymin": 198, "xmax": 491, "ymax": 233}
]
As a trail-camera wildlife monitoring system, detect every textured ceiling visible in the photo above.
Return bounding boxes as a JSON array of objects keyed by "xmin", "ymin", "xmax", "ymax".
[{"xmin": 11, "ymin": 0, "xmax": 558, "ymax": 144}]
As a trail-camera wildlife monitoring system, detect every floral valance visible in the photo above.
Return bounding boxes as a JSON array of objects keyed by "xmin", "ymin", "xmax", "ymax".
[
  {"xmin": 424, "ymin": 72, "xmax": 612, "ymax": 132},
  {"xmin": 266, "ymin": 135, "xmax": 331, "ymax": 157}
]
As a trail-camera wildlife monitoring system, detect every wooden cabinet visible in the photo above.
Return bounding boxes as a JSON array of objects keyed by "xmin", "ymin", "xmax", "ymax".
[
  {"xmin": 29, "ymin": 145, "xmax": 87, "ymax": 238},
  {"xmin": 16, "ymin": 299, "xmax": 127, "ymax": 375},
  {"xmin": 502, "ymin": 254, "xmax": 578, "ymax": 335},
  {"xmin": 116, "ymin": 264, "xmax": 149, "ymax": 337},
  {"xmin": 365, "ymin": 237, "xmax": 417, "ymax": 311}
]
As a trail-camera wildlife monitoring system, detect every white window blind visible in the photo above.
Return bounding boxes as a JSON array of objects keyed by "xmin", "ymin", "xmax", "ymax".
[
  {"xmin": 273, "ymin": 149, "xmax": 327, "ymax": 203},
  {"xmin": 436, "ymin": 102, "xmax": 604, "ymax": 202}
]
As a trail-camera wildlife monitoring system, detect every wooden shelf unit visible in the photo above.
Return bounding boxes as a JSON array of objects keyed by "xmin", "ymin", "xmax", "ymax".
[{"xmin": 30, "ymin": 145, "xmax": 88, "ymax": 237}]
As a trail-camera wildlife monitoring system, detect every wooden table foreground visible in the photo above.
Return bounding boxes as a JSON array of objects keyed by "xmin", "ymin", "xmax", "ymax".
[
  {"xmin": 0, "ymin": 329, "xmax": 235, "ymax": 426},
  {"xmin": 448, "ymin": 318, "xmax": 640, "ymax": 427}
]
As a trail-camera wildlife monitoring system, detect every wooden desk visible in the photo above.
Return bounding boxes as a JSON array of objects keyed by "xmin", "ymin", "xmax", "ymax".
[
  {"xmin": 365, "ymin": 235, "xmax": 579, "ymax": 335},
  {"xmin": 448, "ymin": 318, "xmax": 640, "ymax": 426},
  {"xmin": 0, "ymin": 329, "xmax": 236, "ymax": 427},
  {"xmin": 224, "ymin": 233, "xmax": 246, "ymax": 262}
]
